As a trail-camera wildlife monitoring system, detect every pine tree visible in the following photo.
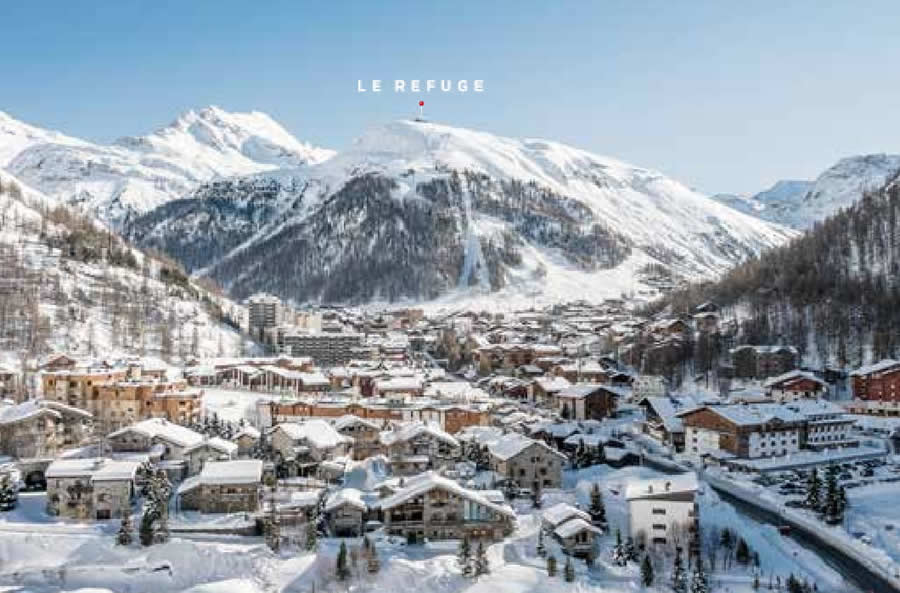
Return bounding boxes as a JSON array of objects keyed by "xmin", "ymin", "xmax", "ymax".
[
  {"xmin": 672, "ymin": 549, "xmax": 687, "ymax": 593},
  {"xmin": 547, "ymin": 554, "xmax": 557, "ymax": 577},
  {"xmin": 336, "ymin": 541, "xmax": 350, "ymax": 581},
  {"xmin": 458, "ymin": 535, "xmax": 473, "ymax": 576},
  {"xmin": 641, "ymin": 554, "xmax": 654, "ymax": 587},
  {"xmin": 588, "ymin": 483, "xmax": 607, "ymax": 527},
  {"xmin": 625, "ymin": 535, "xmax": 638, "ymax": 562},
  {"xmin": 116, "ymin": 512, "xmax": 134, "ymax": 546},
  {"xmin": 691, "ymin": 559, "xmax": 709, "ymax": 593},
  {"xmin": 824, "ymin": 465, "xmax": 843, "ymax": 524},
  {"xmin": 305, "ymin": 521, "xmax": 318, "ymax": 551},
  {"xmin": 564, "ymin": 555, "xmax": 575, "ymax": 582},
  {"xmin": 612, "ymin": 527, "xmax": 628, "ymax": 566},
  {"xmin": 474, "ymin": 541, "xmax": 490, "ymax": 576},
  {"xmin": 786, "ymin": 573, "xmax": 803, "ymax": 593},
  {"xmin": 805, "ymin": 468, "xmax": 821, "ymax": 512}
]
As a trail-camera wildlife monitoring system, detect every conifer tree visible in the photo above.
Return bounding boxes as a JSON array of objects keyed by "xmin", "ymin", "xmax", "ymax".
[
  {"xmin": 805, "ymin": 468, "xmax": 821, "ymax": 512},
  {"xmin": 336, "ymin": 541, "xmax": 350, "ymax": 581},
  {"xmin": 0, "ymin": 482, "xmax": 18, "ymax": 511},
  {"xmin": 305, "ymin": 521, "xmax": 318, "ymax": 551},
  {"xmin": 589, "ymin": 483, "xmax": 607, "ymax": 527},
  {"xmin": 613, "ymin": 527, "xmax": 628, "ymax": 566},
  {"xmin": 735, "ymin": 537, "xmax": 751, "ymax": 565},
  {"xmin": 474, "ymin": 541, "xmax": 490, "ymax": 576},
  {"xmin": 458, "ymin": 535, "xmax": 473, "ymax": 576},
  {"xmin": 537, "ymin": 528, "xmax": 547, "ymax": 557},
  {"xmin": 547, "ymin": 554, "xmax": 557, "ymax": 577}
]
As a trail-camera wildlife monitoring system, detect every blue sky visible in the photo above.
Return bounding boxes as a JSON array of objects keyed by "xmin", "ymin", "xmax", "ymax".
[{"xmin": 1, "ymin": 1, "xmax": 898, "ymax": 194}]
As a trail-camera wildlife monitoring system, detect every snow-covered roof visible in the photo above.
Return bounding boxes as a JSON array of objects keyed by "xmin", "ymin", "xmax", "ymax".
[
  {"xmin": 487, "ymin": 433, "xmax": 565, "ymax": 462},
  {"xmin": 376, "ymin": 471, "xmax": 514, "ymax": 518},
  {"xmin": 195, "ymin": 459, "xmax": 263, "ymax": 485},
  {"xmin": 534, "ymin": 376, "xmax": 571, "ymax": 393},
  {"xmin": 184, "ymin": 436, "xmax": 239, "ymax": 456},
  {"xmin": 542, "ymin": 502, "xmax": 590, "ymax": 527},
  {"xmin": 108, "ymin": 418, "xmax": 204, "ymax": 448},
  {"xmin": 625, "ymin": 473, "xmax": 698, "ymax": 501},
  {"xmin": 380, "ymin": 421, "xmax": 459, "ymax": 448},
  {"xmin": 763, "ymin": 370, "xmax": 827, "ymax": 389},
  {"xmin": 678, "ymin": 403, "xmax": 805, "ymax": 427},
  {"xmin": 0, "ymin": 399, "xmax": 91, "ymax": 426},
  {"xmin": 333, "ymin": 414, "xmax": 381, "ymax": 432},
  {"xmin": 325, "ymin": 487, "xmax": 367, "ymax": 512},
  {"xmin": 850, "ymin": 359, "xmax": 900, "ymax": 377},
  {"xmin": 276, "ymin": 420, "xmax": 352, "ymax": 449},
  {"xmin": 235, "ymin": 426, "xmax": 261, "ymax": 440},
  {"xmin": 554, "ymin": 517, "xmax": 602, "ymax": 539},
  {"xmin": 46, "ymin": 458, "xmax": 139, "ymax": 482}
]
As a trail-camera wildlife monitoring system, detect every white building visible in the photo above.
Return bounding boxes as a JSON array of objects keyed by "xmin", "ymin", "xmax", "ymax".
[{"xmin": 626, "ymin": 473, "xmax": 698, "ymax": 547}]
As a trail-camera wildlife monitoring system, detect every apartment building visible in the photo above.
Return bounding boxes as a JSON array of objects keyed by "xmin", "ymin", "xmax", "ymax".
[{"xmin": 626, "ymin": 473, "xmax": 698, "ymax": 547}]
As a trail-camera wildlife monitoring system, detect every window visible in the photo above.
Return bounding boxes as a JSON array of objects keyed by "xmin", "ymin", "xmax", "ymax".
[
  {"xmin": 652, "ymin": 508, "xmax": 666, "ymax": 515},
  {"xmin": 652, "ymin": 524, "xmax": 666, "ymax": 531}
]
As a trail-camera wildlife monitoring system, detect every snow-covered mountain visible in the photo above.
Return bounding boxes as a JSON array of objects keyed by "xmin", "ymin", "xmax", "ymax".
[
  {"xmin": 0, "ymin": 169, "xmax": 247, "ymax": 360},
  {"xmin": 128, "ymin": 119, "xmax": 795, "ymax": 307},
  {"xmin": 1, "ymin": 106, "xmax": 335, "ymax": 227},
  {"xmin": 712, "ymin": 155, "xmax": 900, "ymax": 229}
]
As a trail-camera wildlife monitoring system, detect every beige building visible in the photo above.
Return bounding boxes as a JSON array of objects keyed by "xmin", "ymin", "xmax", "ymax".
[
  {"xmin": 269, "ymin": 420, "xmax": 353, "ymax": 463},
  {"xmin": 325, "ymin": 487, "xmax": 367, "ymax": 536}
]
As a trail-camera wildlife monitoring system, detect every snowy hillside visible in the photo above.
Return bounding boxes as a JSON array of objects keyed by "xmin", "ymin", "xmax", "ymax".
[
  {"xmin": 0, "ymin": 170, "xmax": 247, "ymax": 362},
  {"xmin": 128, "ymin": 119, "xmax": 795, "ymax": 307},
  {"xmin": 712, "ymin": 155, "xmax": 900, "ymax": 229},
  {"xmin": 1, "ymin": 106, "xmax": 335, "ymax": 227}
]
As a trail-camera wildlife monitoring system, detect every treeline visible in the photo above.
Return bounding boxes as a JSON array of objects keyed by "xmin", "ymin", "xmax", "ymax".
[{"xmin": 651, "ymin": 173, "xmax": 900, "ymax": 367}]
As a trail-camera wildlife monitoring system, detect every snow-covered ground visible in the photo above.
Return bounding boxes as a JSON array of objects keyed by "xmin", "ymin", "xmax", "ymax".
[{"xmin": 201, "ymin": 387, "xmax": 275, "ymax": 425}]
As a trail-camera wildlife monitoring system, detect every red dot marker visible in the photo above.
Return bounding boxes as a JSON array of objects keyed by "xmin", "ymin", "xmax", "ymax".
[
  {"xmin": 417, "ymin": 100, "xmax": 425, "ymax": 120},
  {"xmin": 419, "ymin": 100, "xmax": 424, "ymax": 106}
]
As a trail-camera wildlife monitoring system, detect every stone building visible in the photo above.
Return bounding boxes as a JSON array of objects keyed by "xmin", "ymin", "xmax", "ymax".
[
  {"xmin": 487, "ymin": 433, "xmax": 567, "ymax": 491},
  {"xmin": 177, "ymin": 459, "xmax": 263, "ymax": 514},
  {"xmin": 0, "ymin": 399, "xmax": 92, "ymax": 460},
  {"xmin": 45, "ymin": 458, "xmax": 139, "ymax": 521}
]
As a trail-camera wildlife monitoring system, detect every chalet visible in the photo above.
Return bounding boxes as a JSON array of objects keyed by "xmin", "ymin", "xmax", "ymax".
[
  {"xmin": 531, "ymin": 376, "xmax": 571, "ymax": 405},
  {"xmin": 554, "ymin": 384, "xmax": 620, "ymax": 421},
  {"xmin": 0, "ymin": 399, "xmax": 93, "ymax": 459},
  {"xmin": 849, "ymin": 359, "xmax": 900, "ymax": 415},
  {"xmin": 108, "ymin": 418, "xmax": 205, "ymax": 466},
  {"xmin": 380, "ymin": 422, "xmax": 460, "ymax": 475},
  {"xmin": 487, "ymin": 433, "xmax": 567, "ymax": 491},
  {"xmin": 692, "ymin": 312, "xmax": 719, "ymax": 333},
  {"xmin": 626, "ymin": 473, "xmax": 698, "ymax": 547},
  {"xmin": 233, "ymin": 425, "xmax": 261, "ymax": 456},
  {"xmin": 177, "ymin": 459, "xmax": 263, "ymax": 514},
  {"xmin": 333, "ymin": 415, "xmax": 381, "ymax": 460},
  {"xmin": 183, "ymin": 437, "xmax": 239, "ymax": 475},
  {"xmin": 45, "ymin": 458, "xmax": 139, "ymax": 521},
  {"xmin": 325, "ymin": 487, "xmax": 368, "ymax": 536},
  {"xmin": 376, "ymin": 472, "xmax": 515, "ymax": 542},
  {"xmin": 269, "ymin": 420, "xmax": 353, "ymax": 463},
  {"xmin": 678, "ymin": 404, "xmax": 805, "ymax": 459},
  {"xmin": 638, "ymin": 396, "xmax": 694, "ymax": 452},
  {"xmin": 541, "ymin": 502, "xmax": 601, "ymax": 556},
  {"xmin": 373, "ymin": 376, "xmax": 424, "ymax": 400},
  {"xmin": 764, "ymin": 370, "xmax": 827, "ymax": 402}
]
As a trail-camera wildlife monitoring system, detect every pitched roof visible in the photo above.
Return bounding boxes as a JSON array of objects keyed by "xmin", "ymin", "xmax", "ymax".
[
  {"xmin": 380, "ymin": 421, "xmax": 459, "ymax": 448},
  {"xmin": 487, "ymin": 433, "xmax": 566, "ymax": 462},
  {"xmin": 375, "ymin": 472, "xmax": 514, "ymax": 518},
  {"xmin": 276, "ymin": 420, "xmax": 353, "ymax": 448},
  {"xmin": 333, "ymin": 414, "xmax": 381, "ymax": 431},
  {"xmin": 184, "ymin": 436, "xmax": 239, "ymax": 456},
  {"xmin": 850, "ymin": 359, "xmax": 900, "ymax": 377},
  {"xmin": 108, "ymin": 418, "xmax": 204, "ymax": 448},
  {"xmin": 542, "ymin": 502, "xmax": 590, "ymax": 527},
  {"xmin": 554, "ymin": 517, "xmax": 602, "ymax": 539},
  {"xmin": 197, "ymin": 459, "xmax": 263, "ymax": 485},
  {"xmin": 325, "ymin": 487, "xmax": 367, "ymax": 512},
  {"xmin": 763, "ymin": 370, "xmax": 827, "ymax": 389}
]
